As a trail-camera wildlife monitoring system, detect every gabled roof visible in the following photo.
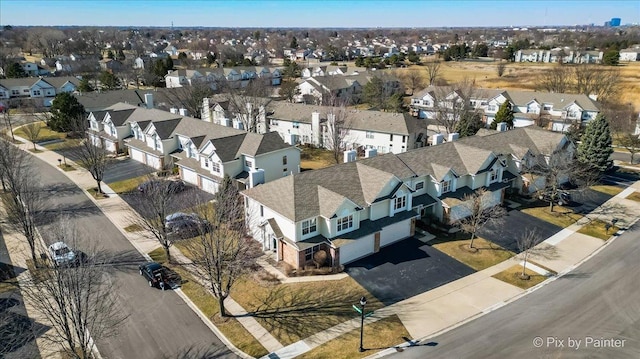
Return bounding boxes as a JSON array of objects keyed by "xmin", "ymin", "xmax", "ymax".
[
  {"xmin": 106, "ymin": 108, "xmax": 136, "ymax": 126},
  {"xmin": 149, "ymin": 118, "xmax": 182, "ymax": 139},
  {"xmin": 42, "ymin": 76, "xmax": 79, "ymax": 89}
]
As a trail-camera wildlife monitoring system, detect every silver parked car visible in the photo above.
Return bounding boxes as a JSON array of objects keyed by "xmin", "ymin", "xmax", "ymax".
[{"xmin": 48, "ymin": 241, "xmax": 77, "ymax": 266}]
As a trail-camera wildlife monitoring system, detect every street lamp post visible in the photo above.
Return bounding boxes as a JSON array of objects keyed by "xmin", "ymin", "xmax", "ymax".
[{"xmin": 359, "ymin": 296, "xmax": 366, "ymax": 352}]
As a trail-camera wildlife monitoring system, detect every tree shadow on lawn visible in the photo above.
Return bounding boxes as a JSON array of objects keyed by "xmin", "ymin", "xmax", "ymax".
[{"xmin": 241, "ymin": 283, "xmax": 383, "ymax": 345}]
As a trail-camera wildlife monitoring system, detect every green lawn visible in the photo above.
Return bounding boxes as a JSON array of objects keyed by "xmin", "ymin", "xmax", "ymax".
[
  {"xmin": 298, "ymin": 315, "xmax": 411, "ymax": 359},
  {"xmin": 578, "ymin": 220, "xmax": 619, "ymax": 240},
  {"xmin": 432, "ymin": 237, "xmax": 514, "ymax": 271},
  {"xmin": 521, "ymin": 205, "xmax": 583, "ymax": 228},
  {"xmin": 147, "ymin": 248, "xmax": 269, "ymax": 358},
  {"xmin": 492, "ymin": 265, "xmax": 547, "ymax": 290}
]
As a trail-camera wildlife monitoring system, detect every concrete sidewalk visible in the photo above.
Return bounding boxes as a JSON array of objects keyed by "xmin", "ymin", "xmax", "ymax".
[{"xmin": 12, "ymin": 133, "xmax": 640, "ymax": 359}]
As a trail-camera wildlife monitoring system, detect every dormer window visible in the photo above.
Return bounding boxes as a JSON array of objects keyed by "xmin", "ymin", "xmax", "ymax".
[
  {"xmin": 394, "ymin": 195, "xmax": 407, "ymax": 211},
  {"xmin": 490, "ymin": 169, "xmax": 498, "ymax": 183},
  {"xmin": 245, "ymin": 159, "xmax": 253, "ymax": 168},
  {"xmin": 302, "ymin": 218, "xmax": 317, "ymax": 235},
  {"xmin": 337, "ymin": 214, "xmax": 353, "ymax": 232},
  {"xmin": 442, "ymin": 179, "xmax": 452, "ymax": 193},
  {"xmin": 204, "ymin": 158, "xmax": 209, "ymax": 168}
]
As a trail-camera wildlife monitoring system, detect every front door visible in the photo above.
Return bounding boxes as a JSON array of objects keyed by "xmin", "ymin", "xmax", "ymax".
[
  {"xmin": 374, "ymin": 232, "xmax": 380, "ymax": 253},
  {"xmin": 272, "ymin": 237, "xmax": 277, "ymax": 252}
]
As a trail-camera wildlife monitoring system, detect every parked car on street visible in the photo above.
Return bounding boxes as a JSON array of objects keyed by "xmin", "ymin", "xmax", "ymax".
[
  {"xmin": 139, "ymin": 261, "xmax": 167, "ymax": 290},
  {"xmin": 164, "ymin": 212, "xmax": 211, "ymax": 239},
  {"xmin": 48, "ymin": 241, "xmax": 77, "ymax": 266},
  {"xmin": 137, "ymin": 179, "xmax": 186, "ymax": 194}
]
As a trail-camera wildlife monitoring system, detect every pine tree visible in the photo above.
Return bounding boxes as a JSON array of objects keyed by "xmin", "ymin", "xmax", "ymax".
[
  {"xmin": 577, "ymin": 114, "xmax": 613, "ymax": 173},
  {"xmin": 456, "ymin": 112, "xmax": 483, "ymax": 137},
  {"xmin": 491, "ymin": 101, "xmax": 514, "ymax": 129}
]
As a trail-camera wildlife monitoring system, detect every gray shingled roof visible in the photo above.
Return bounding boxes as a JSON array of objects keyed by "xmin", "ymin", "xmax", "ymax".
[
  {"xmin": 244, "ymin": 126, "xmax": 567, "ymax": 222},
  {"xmin": 149, "ymin": 118, "xmax": 182, "ymax": 139},
  {"xmin": 42, "ymin": 76, "xmax": 79, "ymax": 89},
  {"xmin": 268, "ymin": 102, "xmax": 421, "ymax": 135},
  {"xmin": 107, "ymin": 108, "xmax": 136, "ymax": 126},
  {"xmin": 76, "ymin": 89, "xmax": 146, "ymax": 111}
]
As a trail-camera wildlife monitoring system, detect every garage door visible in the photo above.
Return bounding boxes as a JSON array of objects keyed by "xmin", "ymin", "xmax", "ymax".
[
  {"xmin": 146, "ymin": 154, "xmax": 161, "ymax": 169},
  {"xmin": 130, "ymin": 148, "xmax": 145, "ymax": 164},
  {"xmin": 380, "ymin": 219, "xmax": 412, "ymax": 247},
  {"xmin": 201, "ymin": 176, "xmax": 219, "ymax": 194},
  {"xmin": 105, "ymin": 140, "xmax": 116, "ymax": 153},
  {"xmin": 339, "ymin": 234, "xmax": 375, "ymax": 265},
  {"xmin": 181, "ymin": 167, "xmax": 198, "ymax": 186}
]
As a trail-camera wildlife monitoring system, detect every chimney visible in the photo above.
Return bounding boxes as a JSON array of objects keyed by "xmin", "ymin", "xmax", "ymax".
[
  {"xmin": 365, "ymin": 148, "xmax": 377, "ymax": 158},
  {"xmin": 249, "ymin": 168, "xmax": 265, "ymax": 188},
  {"xmin": 497, "ymin": 122, "xmax": 508, "ymax": 132},
  {"xmin": 179, "ymin": 108, "xmax": 188, "ymax": 116},
  {"xmin": 311, "ymin": 111, "xmax": 321, "ymax": 146},
  {"xmin": 201, "ymin": 97, "xmax": 211, "ymax": 122},
  {"xmin": 144, "ymin": 93, "xmax": 154, "ymax": 109},
  {"xmin": 447, "ymin": 132, "xmax": 459, "ymax": 142},
  {"xmin": 170, "ymin": 107, "xmax": 178, "ymax": 114},
  {"xmin": 431, "ymin": 133, "xmax": 443, "ymax": 145},
  {"xmin": 343, "ymin": 150, "xmax": 356, "ymax": 163}
]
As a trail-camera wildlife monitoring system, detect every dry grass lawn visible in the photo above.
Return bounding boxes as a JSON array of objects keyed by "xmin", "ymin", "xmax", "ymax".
[
  {"xmin": 297, "ymin": 315, "xmax": 411, "ymax": 359},
  {"xmin": 578, "ymin": 220, "xmax": 618, "ymax": 240},
  {"xmin": 231, "ymin": 275, "xmax": 384, "ymax": 346},
  {"xmin": 107, "ymin": 175, "xmax": 149, "ymax": 194},
  {"xmin": 521, "ymin": 205, "xmax": 583, "ymax": 228},
  {"xmin": 123, "ymin": 223, "xmax": 143, "ymax": 232},
  {"xmin": 43, "ymin": 138, "xmax": 82, "ymax": 151},
  {"xmin": 147, "ymin": 248, "xmax": 269, "ymax": 358},
  {"xmin": 625, "ymin": 192, "xmax": 640, "ymax": 202},
  {"xmin": 492, "ymin": 265, "xmax": 547, "ymax": 290},
  {"xmin": 590, "ymin": 185, "xmax": 623, "ymax": 197},
  {"xmin": 432, "ymin": 237, "xmax": 514, "ymax": 271},
  {"xmin": 86, "ymin": 187, "xmax": 109, "ymax": 200},
  {"xmin": 300, "ymin": 146, "xmax": 337, "ymax": 170},
  {"xmin": 14, "ymin": 121, "xmax": 66, "ymax": 142}
]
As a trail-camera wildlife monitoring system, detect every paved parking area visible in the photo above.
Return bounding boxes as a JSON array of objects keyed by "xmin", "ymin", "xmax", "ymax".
[
  {"xmin": 345, "ymin": 236, "xmax": 475, "ymax": 306},
  {"xmin": 477, "ymin": 209, "xmax": 563, "ymax": 253},
  {"xmin": 120, "ymin": 186, "xmax": 215, "ymax": 216},
  {"xmin": 569, "ymin": 189, "xmax": 613, "ymax": 213},
  {"xmin": 104, "ymin": 158, "xmax": 156, "ymax": 184}
]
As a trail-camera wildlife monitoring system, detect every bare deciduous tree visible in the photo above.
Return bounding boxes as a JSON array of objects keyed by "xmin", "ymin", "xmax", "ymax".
[
  {"xmin": 455, "ymin": 188, "xmax": 506, "ymax": 249},
  {"xmin": 20, "ymin": 122, "xmax": 42, "ymax": 150},
  {"xmin": 71, "ymin": 135, "xmax": 111, "ymax": 194},
  {"xmin": 323, "ymin": 102, "xmax": 353, "ymax": 164},
  {"xmin": 0, "ymin": 139, "xmax": 44, "ymax": 263},
  {"xmin": 573, "ymin": 65, "xmax": 620, "ymax": 104},
  {"xmin": 184, "ymin": 175, "xmax": 258, "ymax": 317},
  {"xmin": 216, "ymin": 78, "xmax": 272, "ymax": 133},
  {"xmin": 424, "ymin": 60, "xmax": 441, "ymax": 86},
  {"xmin": 160, "ymin": 82, "xmax": 214, "ymax": 119},
  {"xmin": 432, "ymin": 79, "xmax": 483, "ymax": 134},
  {"xmin": 399, "ymin": 68, "xmax": 426, "ymax": 96},
  {"xmin": 496, "ymin": 61, "xmax": 507, "ymax": 77},
  {"xmin": 20, "ymin": 219, "xmax": 128, "ymax": 359},
  {"xmin": 517, "ymin": 228, "xmax": 558, "ymax": 279}
]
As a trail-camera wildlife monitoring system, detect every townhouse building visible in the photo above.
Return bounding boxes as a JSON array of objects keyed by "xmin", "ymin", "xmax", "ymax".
[
  {"xmin": 0, "ymin": 76, "xmax": 79, "ymax": 106},
  {"xmin": 514, "ymin": 49, "xmax": 603, "ymax": 64},
  {"xmin": 165, "ymin": 66, "xmax": 282, "ymax": 89},
  {"xmin": 410, "ymin": 86, "xmax": 600, "ymax": 132},
  {"xmin": 243, "ymin": 126, "xmax": 572, "ymax": 269},
  {"xmin": 87, "ymin": 102, "xmax": 300, "ymax": 194}
]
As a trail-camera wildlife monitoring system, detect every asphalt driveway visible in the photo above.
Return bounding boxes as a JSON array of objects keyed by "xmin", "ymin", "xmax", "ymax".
[
  {"xmin": 477, "ymin": 209, "xmax": 563, "ymax": 253},
  {"xmin": 569, "ymin": 188, "xmax": 613, "ymax": 213},
  {"xmin": 103, "ymin": 158, "xmax": 156, "ymax": 184},
  {"xmin": 345, "ymin": 236, "xmax": 475, "ymax": 306}
]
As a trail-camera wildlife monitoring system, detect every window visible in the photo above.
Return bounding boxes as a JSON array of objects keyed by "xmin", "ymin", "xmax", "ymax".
[
  {"xmin": 488, "ymin": 105, "xmax": 497, "ymax": 112},
  {"xmin": 304, "ymin": 247, "xmax": 313, "ymax": 261},
  {"xmin": 543, "ymin": 104, "xmax": 552, "ymax": 111},
  {"xmin": 32, "ymin": 90, "xmax": 41, "ymax": 96},
  {"xmin": 302, "ymin": 218, "xmax": 317, "ymax": 235},
  {"xmin": 23, "ymin": 89, "xmax": 29, "ymax": 93},
  {"xmin": 11, "ymin": 90, "xmax": 19, "ymax": 95},
  {"xmin": 260, "ymin": 205, "xmax": 264, "ymax": 217},
  {"xmin": 389, "ymin": 134, "xmax": 394, "ymax": 141},
  {"xmin": 211, "ymin": 162, "xmax": 220, "ymax": 173},
  {"xmin": 394, "ymin": 196, "xmax": 406, "ymax": 211},
  {"xmin": 282, "ymin": 156, "xmax": 287, "ymax": 165},
  {"xmin": 245, "ymin": 159, "xmax": 253, "ymax": 168},
  {"xmin": 337, "ymin": 214, "xmax": 353, "ymax": 232},
  {"xmin": 366, "ymin": 131, "xmax": 374, "ymax": 139},
  {"xmin": 270, "ymin": 119, "xmax": 278, "ymax": 126},
  {"xmin": 111, "ymin": 126, "xmax": 116, "ymax": 136},
  {"xmin": 293, "ymin": 122, "xmax": 300, "ymax": 129},
  {"xmin": 402, "ymin": 136, "xmax": 406, "ymax": 143},
  {"xmin": 415, "ymin": 181, "xmax": 424, "ymax": 190},
  {"xmin": 442, "ymin": 179, "xmax": 452, "ymax": 193},
  {"xmin": 204, "ymin": 158, "xmax": 209, "ymax": 168},
  {"xmin": 490, "ymin": 169, "xmax": 498, "ymax": 183}
]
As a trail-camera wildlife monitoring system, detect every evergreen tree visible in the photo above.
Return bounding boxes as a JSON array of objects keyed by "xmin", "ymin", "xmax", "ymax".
[
  {"xmin": 290, "ymin": 36, "xmax": 298, "ymax": 49},
  {"xmin": 99, "ymin": 71, "xmax": 120, "ymax": 90},
  {"xmin": 48, "ymin": 93, "xmax": 86, "ymax": 132},
  {"xmin": 166, "ymin": 57, "xmax": 174, "ymax": 70},
  {"xmin": 6, "ymin": 62, "xmax": 27, "ymax": 78},
  {"xmin": 491, "ymin": 101, "xmax": 514, "ymax": 129},
  {"xmin": 116, "ymin": 49, "xmax": 126, "ymax": 61},
  {"xmin": 78, "ymin": 78, "xmax": 94, "ymax": 92},
  {"xmin": 602, "ymin": 50, "xmax": 620, "ymax": 66},
  {"xmin": 577, "ymin": 114, "xmax": 613, "ymax": 173},
  {"xmin": 106, "ymin": 50, "xmax": 115, "ymax": 59},
  {"xmin": 456, "ymin": 112, "xmax": 483, "ymax": 137}
]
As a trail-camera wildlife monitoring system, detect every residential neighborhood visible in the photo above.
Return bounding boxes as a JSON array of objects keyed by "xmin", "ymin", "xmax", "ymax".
[{"xmin": 1, "ymin": 2, "xmax": 640, "ymax": 359}]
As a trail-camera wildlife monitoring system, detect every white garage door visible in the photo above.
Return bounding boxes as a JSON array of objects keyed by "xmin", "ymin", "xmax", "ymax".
[
  {"xmin": 513, "ymin": 119, "xmax": 534, "ymax": 128},
  {"xmin": 339, "ymin": 234, "xmax": 375, "ymax": 265},
  {"xmin": 380, "ymin": 219, "xmax": 412, "ymax": 247},
  {"xmin": 104, "ymin": 140, "xmax": 116, "ymax": 153},
  {"xmin": 181, "ymin": 167, "xmax": 198, "ymax": 186},
  {"xmin": 201, "ymin": 176, "xmax": 219, "ymax": 194},
  {"xmin": 130, "ymin": 148, "xmax": 145, "ymax": 163},
  {"xmin": 146, "ymin": 154, "xmax": 161, "ymax": 169}
]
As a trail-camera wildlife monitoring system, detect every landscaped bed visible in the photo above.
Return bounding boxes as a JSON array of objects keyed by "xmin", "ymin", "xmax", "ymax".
[
  {"xmin": 492, "ymin": 265, "xmax": 547, "ymax": 290},
  {"xmin": 432, "ymin": 237, "xmax": 514, "ymax": 271},
  {"xmin": 297, "ymin": 314, "xmax": 411, "ymax": 359}
]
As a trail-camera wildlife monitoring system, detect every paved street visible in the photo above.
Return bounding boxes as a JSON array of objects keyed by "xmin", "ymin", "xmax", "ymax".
[
  {"xmin": 390, "ymin": 222, "xmax": 640, "ymax": 359},
  {"xmin": 345, "ymin": 237, "xmax": 475, "ymax": 306},
  {"xmin": 29, "ymin": 154, "xmax": 237, "ymax": 359}
]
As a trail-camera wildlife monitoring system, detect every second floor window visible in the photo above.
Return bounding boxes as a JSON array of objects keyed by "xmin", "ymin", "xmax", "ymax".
[
  {"xmin": 442, "ymin": 179, "xmax": 452, "ymax": 193},
  {"xmin": 204, "ymin": 158, "xmax": 209, "ymax": 168},
  {"xmin": 211, "ymin": 162, "xmax": 220, "ymax": 173},
  {"xmin": 366, "ymin": 131, "xmax": 374, "ymax": 139},
  {"xmin": 415, "ymin": 181, "xmax": 424, "ymax": 190},
  {"xmin": 394, "ymin": 196, "xmax": 406, "ymax": 211},
  {"xmin": 32, "ymin": 90, "xmax": 41, "ymax": 96},
  {"xmin": 490, "ymin": 169, "xmax": 498, "ymax": 183},
  {"xmin": 245, "ymin": 159, "xmax": 253, "ymax": 168},
  {"xmin": 337, "ymin": 214, "xmax": 353, "ymax": 232},
  {"xmin": 282, "ymin": 156, "xmax": 287, "ymax": 165},
  {"xmin": 293, "ymin": 122, "xmax": 300, "ymax": 129},
  {"xmin": 302, "ymin": 218, "xmax": 317, "ymax": 235}
]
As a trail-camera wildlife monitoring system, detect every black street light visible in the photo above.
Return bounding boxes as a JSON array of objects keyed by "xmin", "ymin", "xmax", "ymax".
[{"xmin": 359, "ymin": 296, "xmax": 367, "ymax": 352}]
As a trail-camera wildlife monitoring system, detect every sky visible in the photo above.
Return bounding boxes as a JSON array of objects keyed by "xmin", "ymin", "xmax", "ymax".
[{"xmin": 1, "ymin": 0, "xmax": 639, "ymax": 28}]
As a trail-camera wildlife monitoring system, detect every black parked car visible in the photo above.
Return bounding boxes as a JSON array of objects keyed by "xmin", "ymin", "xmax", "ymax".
[
  {"xmin": 137, "ymin": 179, "xmax": 186, "ymax": 194},
  {"xmin": 139, "ymin": 261, "xmax": 167, "ymax": 290}
]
